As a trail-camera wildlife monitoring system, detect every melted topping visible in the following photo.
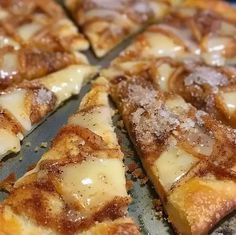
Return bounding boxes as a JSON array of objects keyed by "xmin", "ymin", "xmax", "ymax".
[
  {"xmin": 221, "ymin": 91, "xmax": 236, "ymax": 114},
  {"xmin": 16, "ymin": 22, "xmax": 43, "ymax": 41},
  {"xmin": 143, "ymin": 32, "xmax": 184, "ymax": 58},
  {"xmin": 59, "ymin": 158, "xmax": 127, "ymax": 214},
  {"xmin": 0, "ymin": 78, "xmax": 135, "ymax": 234},
  {"xmin": 111, "ymin": 76, "xmax": 235, "ymax": 181},
  {"xmin": 155, "ymin": 144, "xmax": 198, "ymax": 191},
  {"xmin": 0, "ymin": 89, "xmax": 31, "ymax": 131},
  {"xmin": 69, "ymin": 106, "xmax": 117, "ymax": 148},
  {"xmin": 0, "ymin": 0, "xmax": 88, "ymax": 52},
  {"xmin": 41, "ymin": 65, "xmax": 96, "ymax": 105},
  {"xmin": 110, "ymin": 73, "xmax": 236, "ymax": 235},
  {"xmin": 0, "ymin": 52, "xmax": 19, "ymax": 80},
  {"xmin": 112, "ymin": 5, "xmax": 236, "ymax": 66},
  {"xmin": 66, "ymin": 0, "xmax": 169, "ymax": 56},
  {"xmin": 155, "ymin": 63, "xmax": 175, "ymax": 91},
  {"xmin": 0, "ymin": 129, "xmax": 20, "ymax": 156}
]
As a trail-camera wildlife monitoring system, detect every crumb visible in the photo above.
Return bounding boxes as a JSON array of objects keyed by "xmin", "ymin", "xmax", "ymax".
[
  {"xmin": 117, "ymin": 120, "xmax": 124, "ymax": 129},
  {"xmin": 19, "ymin": 154, "xmax": 23, "ymax": 161},
  {"xmin": 25, "ymin": 142, "xmax": 31, "ymax": 147},
  {"xmin": 140, "ymin": 176, "xmax": 149, "ymax": 185},
  {"xmin": 153, "ymin": 199, "xmax": 164, "ymax": 220},
  {"xmin": 40, "ymin": 142, "xmax": 48, "ymax": 148},
  {"xmin": 127, "ymin": 163, "xmax": 138, "ymax": 173},
  {"xmin": 126, "ymin": 180, "xmax": 134, "ymax": 191},
  {"xmin": 153, "ymin": 199, "xmax": 162, "ymax": 210},
  {"xmin": 34, "ymin": 146, "xmax": 39, "ymax": 152},
  {"xmin": 132, "ymin": 168, "xmax": 143, "ymax": 179}
]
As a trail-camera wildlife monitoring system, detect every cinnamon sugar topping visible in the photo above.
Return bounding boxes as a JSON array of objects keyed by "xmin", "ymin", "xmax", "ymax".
[{"xmin": 184, "ymin": 66, "xmax": 228, "ymax": 88}]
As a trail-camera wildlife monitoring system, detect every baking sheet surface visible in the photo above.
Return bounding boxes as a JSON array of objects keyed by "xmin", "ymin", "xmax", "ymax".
[{"xmin": 0, "ymin": 1, "xmax": 235, "ymax": 234}]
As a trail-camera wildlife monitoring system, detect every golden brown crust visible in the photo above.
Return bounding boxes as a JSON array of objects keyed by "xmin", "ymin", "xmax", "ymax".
[
  {"xmin": 0, "ymin": 109, "xmax": 23, "ymax": 135},
  {"xmin": 109, "ymin": 57, "xmax": 236, "ymax": 128},
  {"xmin": 0, "ymin": 78, "xmax": 139, "ymax": 235},
  {"xmin": 3, "ymin": 183, "xmax": 130, "ymax": 235},
  {"xmin": 0, "ymin": 46, "xmax": 82, "ymax": 89},
  {"xmin": 1, "ymin": 82, "xmax": 57, "ymax": 126},
  {"xmin": 183, "ymin": 0, "xmax": 236, "ymax": 23},
  {"xmin": 66, "ymin": 0, "xmax": 170, "ymax": 57},
  {"xmin": 0, "ymin": 0, "xmax": 88, "ymax": 51},
  {"xmin": 0, "ymin": 0, "xmax": 89, "ymax": 89},
  {"xmin": 111, "ymin": 2, "xmax": 236, "ymax": 67},
  {"xmin": 109, "ymin": 74, "xmax": 236, "ymax": 235},
  {"xmin": 169, "ymin": 62, "xmax": 236, "ymax": 128}
]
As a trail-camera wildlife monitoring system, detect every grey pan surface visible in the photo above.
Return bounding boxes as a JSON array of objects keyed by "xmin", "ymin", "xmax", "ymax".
[{"xmin": 0, "ymin": 1, "xmax": 235, "ymax": 234}]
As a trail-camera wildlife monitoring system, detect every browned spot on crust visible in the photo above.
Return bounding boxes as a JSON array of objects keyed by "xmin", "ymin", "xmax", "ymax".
[
  {"xmin": 0, "ymin": 109, "xmax": 23, "ymax": 134},
  {"xmin": 26, "ymin": 85, "xmax": 57, "ymax": 124},
  {"xmin": 53, "ymin": 125, "xmax": 107, "ymax": 151},
  {"xmin": 0, "ymin": 173, "xmax": 16, "ymax": 193},
  {"xmin": 110, "ymin": 72, "xmax": 236, "ymax": 235},
  {"xmin": 4, "ymin": 179, "xmax": 131, "ymax": 235}
]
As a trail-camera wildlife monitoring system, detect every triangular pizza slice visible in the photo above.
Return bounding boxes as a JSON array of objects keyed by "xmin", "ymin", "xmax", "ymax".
[
  {"xmin": 109, "ymin": 73, "xmax": 236, "ymax": 235},
  {"xmin": 0, "ymin": 64, "xmax": 97, "ymax": 160},
  {"xmin": 65, "ymin": 0, "xmax": 181, "ymax": 57},
  {"xmin": 0, "ymin": 77, "xmax": 140, "ymax": 235}
]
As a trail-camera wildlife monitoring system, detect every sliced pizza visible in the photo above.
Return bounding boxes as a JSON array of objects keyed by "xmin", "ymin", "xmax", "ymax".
[
  {"xmin": 0, "ymin": 47, "xmax": 88, "ymax": 89},
  {"xmin": 166, "ymin": 61, "xmax": 236, "ymax": 128},
  {"xmin": 0, "ymin": 77, "xmax": 140, "ymax": 235},
  {"xmin": 0, "ymin": 0, "xmax": 88, "ymax": 52},
  {"xmin": 0, "ymin": 64, "xmax": 97, "ymax": 161},
  {"xmin": 112, "ymin": 0, "xmax": 236, "ymax": 66},
  {"xmin": 65, "ymin": 0, "xmax": 182, "ymax": 57},
  {"xmin": 0, "ymin": 0, "xmax": 90, "ymax": 89},
  {"xmin": 103, "ymin": 57, "xmax": 236, "ymax": 128},
  {"xmin": 109, "ymin": 74, "xmax": 236, "ymax": 235}
]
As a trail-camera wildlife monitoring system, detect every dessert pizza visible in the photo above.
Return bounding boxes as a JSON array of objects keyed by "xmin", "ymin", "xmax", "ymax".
[
  {"xmin": 109, "ymin": 73, "xmax": 236, "ymax": 235},
  {"xmin": 112, "ymin": 0, "xmax": 236, "ymax": 66},
  {"xmin": 0, "ymin": 0, "xmax": 89, "ymax": 89},
  {"xmin": 0, "ymin": 77, "xmax": 140, "ymax": 235},
  {"xmin": 0, "ymin": 47, "xmax": 88, "ymax": 89},
  {"xmin": 0, "ymin": 0, "xmax": 88, "ymax": 52},
  {"xmin": 65, "ymin": 0, "xmax": 181, "ymax": 57},
  {"xmin": 166, "ymin": 61, "xmax": 236, "ymax": 128},
  {"xmin": 103, "ymin": 58, "xmax": 236, "ymax": 128},
  {"xmin": 0, "ymin": 64, "xmax": 97, "ymax": 161}
]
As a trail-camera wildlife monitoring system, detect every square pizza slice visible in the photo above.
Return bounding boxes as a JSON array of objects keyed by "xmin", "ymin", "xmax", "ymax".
[
  {"xmin": 0, "ymin": 64, "xmax": 97, "ymax": 160},
  {"xmin": 65, "ymin": 0, "xmax": 181, "ymax": 57},
  {"xmin": 0, "ymin": 77, "xmax": 140, "ymax": 235},
  {"xmin": 109, "ymin": 73, "xmax": 236, "ymax": 235}
]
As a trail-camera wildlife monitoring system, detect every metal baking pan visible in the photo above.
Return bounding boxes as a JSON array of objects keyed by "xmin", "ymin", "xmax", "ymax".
[{"xmin": 0, "ymin": 1, "xmax": 235, "ymax": 234}]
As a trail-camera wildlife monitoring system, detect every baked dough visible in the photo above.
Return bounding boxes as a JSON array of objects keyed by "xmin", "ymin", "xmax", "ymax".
[
  {"xmin": 0, "ymin": 77, "xmax": 139, "ymax": 235},
  {"xmin": 0, "ymin": 64, "xmax": 97, "ymax": 160}
]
